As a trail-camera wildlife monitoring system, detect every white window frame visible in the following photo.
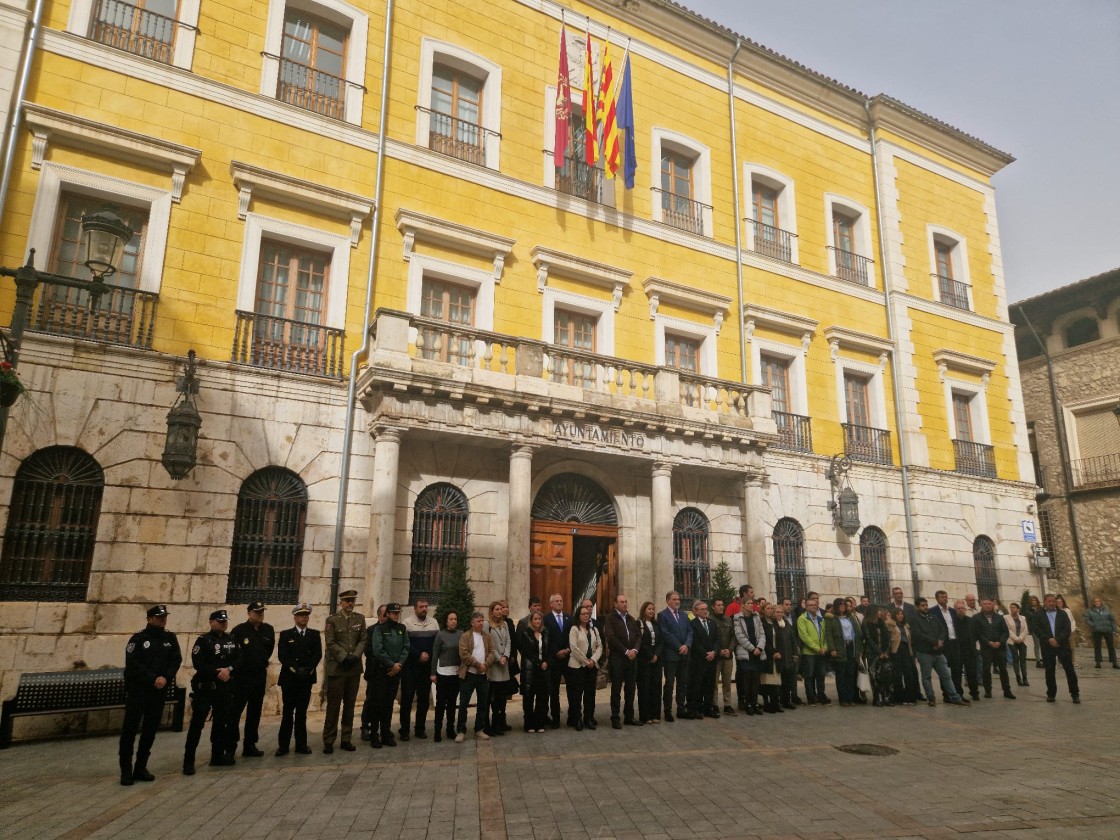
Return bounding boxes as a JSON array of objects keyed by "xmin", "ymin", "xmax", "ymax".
[
  {"xmin": 541, "ymin": 85, "xmax": 615, "ymax": 207},
  {"xmin": 943, "ymin": 378, "xmax": 991, "ymax": 445},
  {"xmin": 236, "ymin": 212, "xmax": 351, "ymax": 329},
  {"xmin": 405, "ymin": 252, "xmax": 495, "ymax": 337},
  {"xmin": 835, "ymin": 357, "xmax": 888, "ymax": 430},
  {"xmin": 744, "ymin": 163, "xmax": 798, "ymax": 264},
  {"xmin": 1064, "ymin": 396, "xmax": 1120, "ymax": 464},
  {"xmin": 68, "ymin": 0, "xmax": 202, "ymax": 70},
  {"xmin": 27, "ymin": 162, "xmax": 172, "ymax": 295},
  {"xmin": 651, "ymin": 127, "xmax": 711, "ymax": 237},
  {"xmin": 417, "ymin": 38, "xmax": 503, "ymax": 170},
  {"xmin": 751, "ymin": 337, "xmax": 808, "ymax": 415},
  {"xmin": 542, "ymin": 287, "xmax": 615, "ymax": 356},
  {"xmin": 654, "ymin": 314, "xmax": 717, "ymax": 376},
  {"xmin": 260, "ymin": 0, "xmax": 369, "ymax": 126},
  {"xmin": 824, "ymin": 193, "xmax": 876, "ymax": 288},
  {"xmin": 927, "ymin": 224, "xmax": 972, "ymax": 306}
]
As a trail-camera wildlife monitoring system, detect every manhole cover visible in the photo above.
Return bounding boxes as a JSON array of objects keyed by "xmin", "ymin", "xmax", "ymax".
[{"xmin": 834, "ymin": 743, "xmax": 899, "ymax": 756}]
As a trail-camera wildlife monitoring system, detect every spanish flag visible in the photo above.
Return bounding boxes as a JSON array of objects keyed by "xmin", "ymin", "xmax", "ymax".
[
  {"xmin": 598, "ymin": 41, "xmax": 619, "ymax": 178},
  {"xmin": 583, "ymin": 32, "xmax": 599, "ymax": 166}
]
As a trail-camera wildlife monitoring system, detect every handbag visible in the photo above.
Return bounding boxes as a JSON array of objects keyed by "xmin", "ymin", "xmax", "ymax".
[{"xmin": 856, "ymin": 664, "xmax": 871, "ymax": 693}]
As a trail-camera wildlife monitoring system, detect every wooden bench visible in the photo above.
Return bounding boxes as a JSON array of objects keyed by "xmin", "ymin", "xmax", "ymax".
[{"xmin": 0, "ymin": 668, "xmax": 186, "ymax": 748}]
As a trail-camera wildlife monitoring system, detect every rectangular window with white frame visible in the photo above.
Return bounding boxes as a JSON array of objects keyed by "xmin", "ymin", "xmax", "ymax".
[
  {"xmin": 835, "ymin": 358, "xmax": 891, "ymax": 465},
  {"xmin": 655, "ymin": 315, "xmax": 716, "ymax": 407},
  {"xmin": 541, "ymin": 286, "xmax": 614, "ymax": 388},
  {"xmin": 927, "ymin": 225, "xmax": 972, "ymax": 311},
  {"xmin": 745, "ymin": 165, "xmax": 798, "ymax": 264},
  {"xmin": 945, "ymin": 380, "xmax": 994, "ymax": 478},
  {"xmin": 651, "ymin": 128, "xmax": 711, "ymax": 237},
  {"xmin": 754, "ymin": 340, "xmax": 811, "ymax": 453},
  {"xmin": 69, "ymin": 0, "xmax": 201, "ymax": 69},
  {"xmin": 825, "ymin": 194, "xmax": 875, "ymax": 287},
  {"xmin": 417, "ymin": 39, "xmax": 503, "ymax": 169}
]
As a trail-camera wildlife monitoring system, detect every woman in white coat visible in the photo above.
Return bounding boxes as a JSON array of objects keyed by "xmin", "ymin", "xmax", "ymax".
[{"xmin": 566, "ymin": 605, "xmax": 603, "ymax": 730}]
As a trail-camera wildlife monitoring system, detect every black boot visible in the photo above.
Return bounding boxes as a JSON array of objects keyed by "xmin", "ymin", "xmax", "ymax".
[
  {"xmin": 119, "ymin": 757, "xmax": 134, "ymax": 786},
  {"xmin": 182, "ymin": 754, "xmax": 195, "ymax": 776},
  {"xmin": 132, "ymin": 757, "xmax": 155, "ymax": 782}
]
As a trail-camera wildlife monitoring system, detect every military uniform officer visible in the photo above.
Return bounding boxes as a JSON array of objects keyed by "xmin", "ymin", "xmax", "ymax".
[
  {"xmin": 366, "ymin": 603, "xmax": 409, "ymax": 748},
  {"xmin": 322, "ymin": 589, "xmax": 366, "ymax": 753},
  {"xmin": 183, "ymin": 609, "xmax": 241, "ymax": 775},
  {"xmin": 119, "ymin": 604, "xmax": 182, "ymax": 785},
  {"xmin": 276, "ymin": 602, "xmax": 322, "ymax": 756},
  {"xmin": 231, "ymin": 601, "xmax": 275, "ymax": 757}
]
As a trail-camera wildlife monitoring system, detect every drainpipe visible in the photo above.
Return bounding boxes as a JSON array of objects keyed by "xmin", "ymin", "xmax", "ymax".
[
  {"xmin": 329, "ymin": 0, "xmax": 395, "ymax": 613},
  {"xmin": 1016, "ymin": 306, "xmax": 1089, "ymax": 605},
  {"xmin": 726, "ymin": 37, "xmax": 746, "ymax": 383},
  {"xmin": 865, "ymin": 99, "xmax": 920, "ymax": 598},
  {"xmin": 0, "ymin": 0, "xmax": 47, "ymax": 238}
]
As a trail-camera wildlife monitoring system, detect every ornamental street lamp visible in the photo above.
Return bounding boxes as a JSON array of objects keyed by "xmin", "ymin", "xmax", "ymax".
[
  {"xmin": 826, "ymin": 454, "xmax": 861, "ymax": 537},
  {"xmin": 161, "ymin": 349, "xmax": 202, "ymax": 480},
  {"xmin": 0, "ymin": 207, "xmax": 133, "ymax": 450}
]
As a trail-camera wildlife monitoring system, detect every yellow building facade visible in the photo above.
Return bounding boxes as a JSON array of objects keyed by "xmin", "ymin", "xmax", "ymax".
[{"xmin": 0, "ymin": 0, "xmax": 1037, "ymax": 700}]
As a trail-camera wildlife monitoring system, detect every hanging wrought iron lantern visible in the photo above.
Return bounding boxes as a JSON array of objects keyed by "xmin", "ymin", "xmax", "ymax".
[
  {"xmin": 162, "ymin": 350, "xmax": 202, "ymax": 480},
  {"xmin": 827, "ymin": 454, "xmax": 861, "ymax": 537}
]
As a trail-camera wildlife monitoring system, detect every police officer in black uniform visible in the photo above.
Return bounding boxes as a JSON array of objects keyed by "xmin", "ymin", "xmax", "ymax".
[
  {"xmin": 183, "ymin": 609, "xmax": 241, "ymax": 775},
  {"xmin": 231, "ymin": 601, "xmax": 275, "ymax": 758},
  {"xmin": 119, "ymin": 604, "xmax": 182, "ymax": 786},
  {"xmin": 276, "ymin": 602, "xmax": 322, "ymax": 756}
]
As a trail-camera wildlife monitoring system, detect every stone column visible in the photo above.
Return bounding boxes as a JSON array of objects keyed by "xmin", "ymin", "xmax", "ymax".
[
  {"xmin": 651, "ymin": 461, "xmax": 674, "ymax": 600},
  {"xmin": 505, "ymin": 444, "xmax": 534, "ymax": 613},
  {"xmin": 364, "ymin": 425, "xmax": 403, "ymax": 613},
  {"xmin": 741, "ymin": 470, "xmax": 768, "ymax": 593}
]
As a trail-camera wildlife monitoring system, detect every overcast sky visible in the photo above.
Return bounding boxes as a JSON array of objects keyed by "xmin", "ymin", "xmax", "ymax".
[{"xmin": 684, "ymin": 0, "xmax": 1120, "ymax": 302}]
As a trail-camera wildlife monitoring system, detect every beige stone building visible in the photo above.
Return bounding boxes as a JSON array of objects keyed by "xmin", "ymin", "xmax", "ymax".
[{"xmin": 1011, "ymin": 269, "xmax": 1120, "ymax": 603}]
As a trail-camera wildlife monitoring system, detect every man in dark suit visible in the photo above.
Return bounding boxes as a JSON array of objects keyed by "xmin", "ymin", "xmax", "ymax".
[
  {"xmin": 971, "ymin": 598, "xmax": 1015, "ymax": 700},
  {"xmin": 276, "ymin": 603, "xmax": 322, "ymax": 756},
  {"xmin": 954, "ymin": 600, "xmax": 982, "ymax": 700},
  {"xmin": 930, "ymin": 590, "xmax": 967, "ymax": 701},
  {"xmin": 542, "ymin": 593, "xmax": 572, "ymax": 728},
  {"xmin": 603, "ymin": 594, "xmax": 642, "ymax": 728},
  {"xmin": 657, "ymin": 591, "xmax": 694, "ymax": 721},
  {"xmin": 1030, "ymin": 593, "xmax": 1080, "ymax": 703},
  {"xmin": 687, "ymin": 600, "xmax": 719, "ymax": 718}
]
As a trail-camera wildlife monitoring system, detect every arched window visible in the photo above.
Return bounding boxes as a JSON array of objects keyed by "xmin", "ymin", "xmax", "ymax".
[
  {"xmin": 973, "ymin": 535, "xmax": 999, "ymax": 602},
  {"xmin": 859, "ymin": 527, "xmax": 890, "ymax": 604},
  {"xmin": 672, "ymin": 507, "xmax": 710, "ymax": 608},
  {"xmin": 773, "ymin": 517, "xmax": 806, "ymax": 605},
  {"xmin": 410, "ymin": 483, "xmax": 469, "ymax": 603},
  {"xmin": 1064, "ymin": 317, "xmax": 1100, "ymax": 348},
  {"xmin": 227, "ymin": 467, "xmax": 308, "ymax": 604},
  {"xmin": 0, "ymin": 446, "xmax": 104, "ymax": 601}
]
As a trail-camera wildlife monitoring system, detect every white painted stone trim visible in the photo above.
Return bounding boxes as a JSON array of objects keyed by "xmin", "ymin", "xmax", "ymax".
[
  {"xmin": 531, "ymin": 246, "xmax": 631, "ymax": 311},
  {"xmin": 650, "ymin": 127, "xmax": 712, "ymax": 237},
  {"xmin": 926, "ymin": 224, "xmax": 972, "ymax": 307},
  {"xmin": 643, "ymin": 277, "xmax": 730, "ymax": 334},
  {"xmin": 744, "ymin": 304, "xmax": 818, "ymax": 342},
  {"xmin": 67, "ymin": 0, "xmax": 201, "ymax": 70},
  {"xmin": 260, "ymin": 0, "xmax": 369, "ymax": 125},
  {"xmin": 395, "ymin": 208, "xmax": 514, "ymax": 282},
  {"xmin": 942, "ymin": 375, "xmax": 992, "ymax": 445},
  {"xmin": 833, "ymin": 355, "xmax": 889, "ymax": 430},
  {"xmin": 883, "ymin": 139, "xmax": 993, "ymax": 195},
  {"xmin": 742, "ymin": 163, "xmax": 799, "ymax": 264},
  {"xmin": 230, "ymin": 161, "xmax": 372, "ymax": 246},
  {"xmin": 824, "ymin": 326, "xmax": 894, "ymax": 358},
  {"xmin": 889, "ymin": 299, "xmax": 929, "ymax": 467},
  {"xmin": 416, "ymin": 38, "xmax": 503, "ymax": 170},
  {"xmin": 741, "ymin": 250, "xmax": 885, "ymax": 305},
  {"xmin": 823, "ymin": 193, "xmax": 877, "ymax": 289},
  {"xmin": 1000, "ymin": 328, "xmax": 1035, "ymax": 484},
  {"xmin": 873, "ymin": 143, "xmax": 907, "ymax": 292},
  {"xmin": 541, "ymin": 286, "xmax": 616, "ymax": 357},
  {"xmin": 541, "ymin": 85, "xmax": 616, "ymax": 207},
  {"xmin": 749, "ymin": 335, "xmax": 808, "ymax": 415},
  {"xmin": 654, "ymin": 313, "xmax": 718, "ymax": 376},
  {"xmin": 23, "ymin": 103, "xmax": 200, "ymax": 202},
  {"xmin": 896, "ymin": 292, "xmax": 1012, "ymax": 333},
  {"xmin": 932, "ymin": 348, "xmax": 996, "ymax": 380},
  {"xmin": 27, "ymin": 162, "xmax": 172, "ymax": 294},
  {"xmin": 236, "ymin": 212, "xmax": 351, "ymax": 329},
  {"xmin": 404, "ymin": 252, "xmax": 496, "ymax": 334}
]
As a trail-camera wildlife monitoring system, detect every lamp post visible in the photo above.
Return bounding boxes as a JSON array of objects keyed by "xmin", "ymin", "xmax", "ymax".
[
  {"xmin": 826, "ymin": 454, "xmax": 861, "ymax": 537},
  {"xmin": 0, "ymin": 207, "xmax": 133, "ymax": 451}
]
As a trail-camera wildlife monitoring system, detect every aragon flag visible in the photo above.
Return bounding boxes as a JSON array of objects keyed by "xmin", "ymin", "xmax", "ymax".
[
  {"xmin": 583, "ymin": 31, "xmax": 599, "ymax": 166},
  {"xmin": 598, "ymin": 41, "xmax": 619, "ymax": 178}
]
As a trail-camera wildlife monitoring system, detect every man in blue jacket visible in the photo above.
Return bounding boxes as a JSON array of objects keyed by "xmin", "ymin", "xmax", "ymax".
[{"xmin": 658, "ymin": 591, "xmax": 694, "ymax": 721}]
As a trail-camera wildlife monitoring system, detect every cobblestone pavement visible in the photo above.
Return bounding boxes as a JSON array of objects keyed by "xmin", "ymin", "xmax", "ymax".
[{"xmin": 2, "ymin": 668, "xmax": 1119, "ymax": 840}]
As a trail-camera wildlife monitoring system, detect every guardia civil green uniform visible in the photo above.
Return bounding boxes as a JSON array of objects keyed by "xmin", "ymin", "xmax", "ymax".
[{"xmin": 365, "ymin": 606, "xmax": 409, "ymax": 746}]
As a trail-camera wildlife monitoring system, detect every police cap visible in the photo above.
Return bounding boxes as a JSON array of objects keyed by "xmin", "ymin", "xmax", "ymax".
[
  {"xmin": 147, "ymin": 604, "xmax": 169, "ymax": 618},
  {"xmin": 209, "ymin": 609, "xmax": 229, "ymax": 622}
]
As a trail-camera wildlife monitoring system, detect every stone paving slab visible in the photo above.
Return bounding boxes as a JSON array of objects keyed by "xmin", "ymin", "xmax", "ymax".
[{"xmin": 1, "ymin": 668, "xmax": 1118, "ymax": 839}]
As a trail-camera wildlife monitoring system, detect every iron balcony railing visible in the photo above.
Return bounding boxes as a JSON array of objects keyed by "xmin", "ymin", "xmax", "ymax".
[
  {"xmin": 32, "ymin": 282, "xmax": 158, "ymax": 348},
  {"xmin": 843, "ymin": 422, "xmax": 893, "ymax": 465},
  {"xmin": 418, "ymin": 106, "xmax": 498, "ymax": 166},
  {"xmin": 748, "ymin": 220, "xmax": 797, "ymax": 263},
  {"xmin": 829, "ymin": 247, "xmax": 873, "ymax": 286},
  {"xmin": 555, "ymin": 155, "xmax": 605, "ymax": 204},
  {"xmin": 953, "ymin": 439, "xmax": 997, "ymax": 479},
  {"xmin": 773, "ymin": 411, "xmax": 813, "ymax": 453},
  {"xmin": 933, "ymin": 274, "xmax": 971, "ymax": 311},
  {"xmin": 232, "ymin": 311, "xmax": 345, "ymax": 378},
  {"xmin": 277, "ymin": 58, "xmax": 345, "ymax": 120},
  {"xmin": 89, "ymin": 0, "xmax": 179, "ymax": 64},
  {"xmin": 652, "ymin": 188, "xmax": 709, "ymax": 236},
  {"xmin": 1071, "ymin": 453, "xmax": 1120, "ymax": 490}
]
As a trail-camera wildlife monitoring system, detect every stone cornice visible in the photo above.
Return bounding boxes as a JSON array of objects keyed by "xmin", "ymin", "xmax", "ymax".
[
  {"xmin": 230, "ymin": 161, "xmax": 373, "ymax": 246},
  {"xmin": 643, "ymin": 277, "xmax": 732, "ymax": 333},
  {"xmin": 531, "ymin": 246, "xmax": 632, "ymax": 310},
  {"xmin": 23, "ymin": 102, "xmax": 201, "ymax": 201},
  {"xmin": 823, "ymin": 325, "xmax": 894, "ymax": 358},
  {"xmin": 932, "ymin": 348, "xmax": 997, "ymax": 378},
  {"xmin": 395, "ymin": 208, "xmax": 515, "ymax": 281},
  {"xmin": 744, "ymin": 304, "xmax": 818, "ymax": 343}
]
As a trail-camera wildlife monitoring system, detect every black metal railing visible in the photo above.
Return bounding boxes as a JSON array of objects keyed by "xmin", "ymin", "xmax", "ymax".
[
  {"xmin": 748, "ymin": 220, "xmax": 797, "ymax": 263},
  {"xmin": 418, "ymin": 106, "xmax": 498, "ymax": 166},
  {"xmin": 843, "ymin": 422, "xmax": 892, "ymax": 465},
  {"xmin": 1071, "ymin": 453, "xmax": 1120, "ymax": 489},
  {"xmin": 556, "ymin": 156, "xmax": 605, "ymax": 203},
  {"xmin": 773, "ymin": 411, "xmax": 813, "ymax": 453},
  {"xmin": 32, "ymin": 282, "xmax": 158, "ymax": 348},
  {"xmin": 89, "ymin": 0, "xmax": 178, "ymax": 64},
  {"xmin": 953, "ymin": 439, "xmax": 997, "ymax": 478},
  {"xmin": 233, "ymin": 311, "xmax": 345, "ymax": 378},
  {"xmin": 934, "ymin": 274, "xmax": 971, "ymax": 311},
  {"xmin": 829, "ymin": 247, "xmax": 873, "ymax": 286},
  {"xmin": 277, "ymin": 58, "xmax": 345, "ymax": 120},
  {"xmin": 652, "ymin": 188, "xmax": 708, "ymax": 236}
]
